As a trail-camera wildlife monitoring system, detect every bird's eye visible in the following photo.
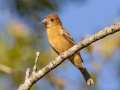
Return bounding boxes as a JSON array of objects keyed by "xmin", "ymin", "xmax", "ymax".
[{"xmin": 50, "ymin": 18, "xmax": 54, "ymax": 22}]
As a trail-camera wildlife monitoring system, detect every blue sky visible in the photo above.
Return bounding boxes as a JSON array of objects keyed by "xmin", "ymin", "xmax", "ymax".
[{"xmin": 59, "ymin": 0, "xmax": 120, "ymax": 41}]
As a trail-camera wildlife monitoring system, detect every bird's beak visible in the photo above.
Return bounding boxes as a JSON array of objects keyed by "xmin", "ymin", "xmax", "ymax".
[{"xmin": 41, "ymin": 18, "xmax": 47, "ymax": 24}]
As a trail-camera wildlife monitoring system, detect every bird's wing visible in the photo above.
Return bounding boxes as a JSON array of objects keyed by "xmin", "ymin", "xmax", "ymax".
[
  {"xmin": 50, "ymin": 45, "xmax": 60, "ymax": 54},
  {"xmin": 61, "ymin": 29, "xmax": 75, "ymax": 44}
]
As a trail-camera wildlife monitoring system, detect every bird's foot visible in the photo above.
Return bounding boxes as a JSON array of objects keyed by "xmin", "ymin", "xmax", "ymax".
[{"xmin": 87, "ymin": 78, "xmax": 95, "ymax": 86}]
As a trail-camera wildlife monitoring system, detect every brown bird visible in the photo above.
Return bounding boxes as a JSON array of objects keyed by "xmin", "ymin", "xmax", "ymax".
[{"xmin": 42, "ymin": 13, "xmax": 94, "ymax": 86}]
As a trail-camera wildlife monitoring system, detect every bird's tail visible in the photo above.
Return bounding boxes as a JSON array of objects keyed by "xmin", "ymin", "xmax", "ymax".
[{"xmin": 70, "ymin": 53, "xmax": 94, "ymax": 86}]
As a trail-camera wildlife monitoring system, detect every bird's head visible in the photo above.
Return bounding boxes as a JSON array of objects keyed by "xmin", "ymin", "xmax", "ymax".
[{"xmin": 42, "ymin": 13, "xmax": 62, "ymax": 28}]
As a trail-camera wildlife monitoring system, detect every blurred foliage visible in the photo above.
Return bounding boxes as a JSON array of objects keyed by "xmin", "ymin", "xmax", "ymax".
[
  {"xmin": 16, "ymin": 0, "xmax": 57, "ymax": 14},
  {"xmin": 84, "ymin": 31, "xmax": 120, "ymax": 71},
  {"xmin": 15, "ymin": 0, "xmax": 87, "ymax": 15},
  {"xmin": 15, "ymin": 0, "xmax": 87, "ymax": 22},
  {"xmin": 94, "ymin": 31, "xmax": 120, "ymax": 58}
]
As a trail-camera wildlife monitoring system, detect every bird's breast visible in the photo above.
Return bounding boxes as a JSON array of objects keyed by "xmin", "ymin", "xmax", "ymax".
[{"xmin": 47, "ymin": 29, "xmax": 73, "ymax": 53}]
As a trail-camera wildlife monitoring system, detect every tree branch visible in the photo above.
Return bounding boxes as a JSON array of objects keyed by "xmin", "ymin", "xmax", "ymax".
[{"xmin": 18, "ymin": 23, "xmax": 120, "ymax": 90}]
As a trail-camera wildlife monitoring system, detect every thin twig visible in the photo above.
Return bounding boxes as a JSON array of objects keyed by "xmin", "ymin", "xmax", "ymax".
[
  {"xmin": 33, "ymin": 51, "xmax": 40, "ymax": 73},
  {"xmin": 25, "ymin": 68, "xmax": 30, "ymax": 80}
]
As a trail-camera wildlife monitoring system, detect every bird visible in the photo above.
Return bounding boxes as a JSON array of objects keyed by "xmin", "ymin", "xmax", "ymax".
[{"xmin": 42, "ymin": 13, "xmax": 94, "ymax": 86}]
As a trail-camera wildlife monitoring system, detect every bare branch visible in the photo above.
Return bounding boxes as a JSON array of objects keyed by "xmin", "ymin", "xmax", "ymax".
[
  {"xmin": 25, "ymin": 68, "xmax": 30, "ymax": 80},
  {"xmin": 33, "ymin": 51, "xmax": 40, "ymax": 73},
  {"xmin": 18, "ymin": 23, "xmax": 120, "ymax": 90},
  {"xmin": 0, "ymin": 64, "xmax": 13, "ymax": 74}
]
